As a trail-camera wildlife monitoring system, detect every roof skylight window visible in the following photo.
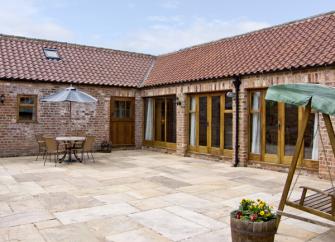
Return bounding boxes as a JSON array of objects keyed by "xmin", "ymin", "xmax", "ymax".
[{"xmin": 43, "ymin": 48, "xmax": 60, "ymax": 60}]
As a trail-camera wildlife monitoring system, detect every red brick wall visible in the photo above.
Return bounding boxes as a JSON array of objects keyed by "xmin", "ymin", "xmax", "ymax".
[{"xmin": 0, "ymin": 80, "xmax": 141, "ymax": 157}]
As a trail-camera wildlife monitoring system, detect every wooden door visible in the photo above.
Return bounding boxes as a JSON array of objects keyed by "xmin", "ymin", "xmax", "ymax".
[
  {"xmin": 188, "ymin": 93, "xmax": 233, "ymax": 157},
  {"xmin": 110, "ymin": 97, "xmax": 135, "ymax": 146},
  {"xmin": 250, "ymin": 90, "xmax": 317, "ymax": 169}
]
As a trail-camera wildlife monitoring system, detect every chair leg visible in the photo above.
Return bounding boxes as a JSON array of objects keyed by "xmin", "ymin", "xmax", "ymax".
[
  {"xmin": 55, "ymin": 153, "xmax": 59, "ymax": 167},
  {"xmin": 36, "ymin": 150, "xmax": 39, "ymax": 161},
  {"xmin": 90, "ymin": 151, "xmax": 95, "ymax": 163},
  {"xmin": 44, "ymin": 153, "xmax": 48, "ymax": 166},
  {"xmin": 81, "ymin": 151, "xmax": 84, "ymax": 163}
]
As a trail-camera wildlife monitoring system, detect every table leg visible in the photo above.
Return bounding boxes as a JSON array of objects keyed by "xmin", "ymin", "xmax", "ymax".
[
  {"xmin": 58, "ymin": 151, "xmax": 67, "ymax": 163},
  {"xmin": 73, "ymin": 151, "xmax": 82, "ymax": 163},
  {"xmin": 69, "ymin": 148, "xmax": 73, "ymax": 162}
]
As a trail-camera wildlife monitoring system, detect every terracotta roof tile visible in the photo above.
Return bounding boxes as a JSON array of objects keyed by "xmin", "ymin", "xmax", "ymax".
[
  {"xmin": 0, "ymin": 35, "xmax": 155, "ymax": 87},
  {"xmin": 144, "ymin": 12, "xmax": 335, "ymax": 86}
]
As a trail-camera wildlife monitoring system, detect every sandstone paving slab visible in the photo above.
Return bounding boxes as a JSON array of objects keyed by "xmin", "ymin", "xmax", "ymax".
[
  {"xmin": 55, "ymin": 203, "xmax": 139, "ymax": 224},
  {"xmin": 36, "ymin": 179, "xmax": 77, "ymax": 193},
  {"xmin": 193, "ymin": 204, "xmax": 235, "ymax": 221},
  {"xmin": 276, "ymin": 223, "xmax": 318, "ymax": 241},
  {"xmin": 36, "ymin": 192, "xmax": 104, "ymax": 213},
  {"xmin": 110, "ymin": 161, "xmax": 138, "ymax": 169},
  {"xmin": 0, "ymin": 224, "xmax": 45, "ymax": 242},
  {"xmin": 85, "ymin": 216, "xmax": 143, "ymax": 237},
  {"xmin": 165, "ymin": 206, "xmax": 227, "ymax": 230},
  {"xmin": 34, "ymin": 219, "xmax": 62, "ymax": 230},
  {"xmin": 159, "ymin": 192, "xmax": 215, "ymax": 209},
  {"xmin": 9, "ymin": 198, "xmax": 46, "ymax": 213},
  {"xmin": 40, "ymin": 223, "xmax": 101, "ymax": 242},
  {"xmin": 180, "ymin": 228, "xmax": 232, "ymax": 242},
  {"xmin": 129, "ymin": 209, "xmax": 209, "ymax": 241},
  {"xmin": 8, "ymin": 181, "xmax": 46, "ymax": 195},
  {"xmin": 0, "ymin": 175, "xmax": 17, "ymax": 185},
  {"xmin": 307, "ymin": 228, "xmax": 335, "ymax": 242},
  {"xmin": 129, "ymin": 197, "xmax": 172, "ymax": 211},
  {"xmin": 0, "ymin": 209, "xmax": 53, "ymax": 228},
  {"xmin": 229, "ymin": 176, "xmax": 282, "ymax": 190},
  {"xmin": 94, "ymin": 193, "xmax": 138, "ymax": 204},
  {"xmin": 0, "ymin": 185, "xmax": 9, "ymax": 195},
  {"xmin": 126, "ymin": 188, "xmax": 166, "ymax": 199},
  {"xmin": 282, "ymin": 218, "xmax": 331, "ymax": 234},
  {"xmin": 63, "ymin": 176, "xmax": 103, "ymax": 189},
  {"xmin": 0, "ymin": 192, "xmax": 33, "ymax": 203},
  {"xmin": 151, "ymin": 166, "xmax": 187, "ymax": 174},
  {"xmin": 126, "ymin": 181, "xmax": 161, "ymax": 190},
  {"xmin": 106, "ymin": 228, "xmax": 172, "ymax": 242},
  {"xmin": 214, "ymin": 170, "xmax": 256, "ymax": 178},
  {"xmin": 147, "ymin": 176, "xmax": 191, "ymax": 189},
  {"xmin": 176, "ymin": 184, "xmax": 224, "ymax": 194},
  {"xmin": 100, "ymin": 177, "xmax": 142, "ymax": 186},
  {"xmin": 0, "ymin": 202, "xmax": 12, "ymax": 217},
  {"xmin": 12, "ymin": 171, "xmax": 66, "ymax": 182}
]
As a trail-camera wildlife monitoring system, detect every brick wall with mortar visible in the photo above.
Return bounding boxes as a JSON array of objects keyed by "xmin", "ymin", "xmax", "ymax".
[
  {"xmin": 141, "ymin": 66, "xmax": 335, "ymax": 178},
  {"xmin": 0, "ymin": 80, "xmax": 141, "ymax": 157}
]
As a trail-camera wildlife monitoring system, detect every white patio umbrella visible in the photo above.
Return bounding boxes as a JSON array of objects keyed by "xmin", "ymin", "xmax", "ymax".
[{"xmin": 41, "ymin": 86, "xmax": 97, "ymax": 130}]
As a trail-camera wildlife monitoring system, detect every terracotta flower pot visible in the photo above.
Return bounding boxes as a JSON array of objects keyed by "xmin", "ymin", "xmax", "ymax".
[{"xmin": 230, "ymin": 211, "xmax": 277, "ymax": 242}]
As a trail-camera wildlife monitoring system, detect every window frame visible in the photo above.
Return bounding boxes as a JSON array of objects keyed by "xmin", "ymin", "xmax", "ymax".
[
  {"xmin": 187, "ymin": 92, "xmax": 233, "ymax": 157},
  {"xmin": 143, "ymin": 95, "xmax": 177, "ymax": 149},
  {"xmin": 247, "ymin": 89, "xmax": 319, "ymax": 170},
  {"xmin": 111, "ymin": 97, "xmax": 134, "ymax": 121},
  {"xmin": 43, "ymin": 48, "xmax": 61, "ymax": 60},
  {"xmin": 17, "ymin": 94, "xmax": 38, "ymax": 123}
]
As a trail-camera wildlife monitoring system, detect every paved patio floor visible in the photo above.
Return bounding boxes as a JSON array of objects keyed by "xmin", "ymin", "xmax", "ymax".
[{"xmin": 0, "ymin": 150, "xmax": 334, "ymax": 242}]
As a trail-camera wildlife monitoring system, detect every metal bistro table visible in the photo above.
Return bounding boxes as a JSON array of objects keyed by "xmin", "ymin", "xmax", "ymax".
[{"xmin": 56, "ymin": 136, "xmax": 86, "ymax": 163}]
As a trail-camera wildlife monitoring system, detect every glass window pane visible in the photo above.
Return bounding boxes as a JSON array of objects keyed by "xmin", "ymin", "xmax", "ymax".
[
  {"xmin": 250, "ymin": 112, "xmax": 261, "ymax": 154},
  {"xmin": 265, "ymin": 100, "xmax": 278, "ymax": 154},
  {"xmin": 284, "ymin": 104, "xmax": 298, "ymax": 156},
  {"xmin": 304, "ymin": 113, "xmax": 318, "ymax": 160},
  {"xmin": 155, "ymin": 98, "xmax": 165, "ymax": 141},
  {"xmin": 189, "ymin": 97, "xmax": 196, "ymax": 145},
  {"xmin": 224, "ymin": 113, "xmax": 233, "ymax": 149},
  {"xmin": 251, "ymin": 92, "xmax": 261, "ymax": 112},
  {"xmin": 225, "ymin": 94, "xmax": 232, "ymax": 110},
  {"xmin": 20, "ymin": 97, "xmax": 34, "ymax": 104},
  {"xmin": 166, "ymin": 97, "xmax": 176, "ymax": 143},
  {"xmin": 144, "ymin": 98, "xmax": 154, "ymax": 141},
  {"xmin": 19, "ymin": 107, "xmax": 34, "ymax": 121},
  {"xmin": 114, "ymin": 101, "xmax": 119, "ymax": 118},
  {"xmin": 199, "ymin": 96, "xmax": 207, "ymax": 146},
  {"xmin": 211, "ymin": 96, "xmax": 220, "ymax": 148},
  {"xmin": 125, "ymin": 101, "xmax": 131, "ymax": 118}
]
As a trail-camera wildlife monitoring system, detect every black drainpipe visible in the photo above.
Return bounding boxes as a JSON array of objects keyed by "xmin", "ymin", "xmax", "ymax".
[{"xmin": 233, "ymin": 76, "xmax": 241, "ymax": 167}]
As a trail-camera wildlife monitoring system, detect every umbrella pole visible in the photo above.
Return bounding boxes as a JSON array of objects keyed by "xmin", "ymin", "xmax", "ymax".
[{"xmin": 69, "ymin": 101, "xmax": 72, "ymax": 133}]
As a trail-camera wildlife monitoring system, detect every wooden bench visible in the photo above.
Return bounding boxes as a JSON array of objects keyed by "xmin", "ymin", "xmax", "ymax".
[{"xmin": 285, "ymin": 186, "xmax": 335, "ymax": 222}]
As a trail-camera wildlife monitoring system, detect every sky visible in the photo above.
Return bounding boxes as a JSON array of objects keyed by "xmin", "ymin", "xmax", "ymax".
[{"xmin": 0, "ymin": 0, "xmax": 334, "ymax": 55}]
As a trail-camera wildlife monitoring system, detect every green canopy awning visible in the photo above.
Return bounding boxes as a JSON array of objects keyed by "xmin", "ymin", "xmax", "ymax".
[{"xmin": 265, "ymin": 83, "xmax": 335, "ymax": 115}]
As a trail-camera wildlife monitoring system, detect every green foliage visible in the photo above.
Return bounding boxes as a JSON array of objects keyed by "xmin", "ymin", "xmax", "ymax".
[{"xmin": 233, "ymin": 198, "xmax": 276, "ymax": 222}]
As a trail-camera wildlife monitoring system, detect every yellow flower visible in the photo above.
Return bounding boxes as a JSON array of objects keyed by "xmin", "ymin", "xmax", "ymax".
[{"xmin": 260, "ymin": 211, "xmax": 265, "ymax": 216}]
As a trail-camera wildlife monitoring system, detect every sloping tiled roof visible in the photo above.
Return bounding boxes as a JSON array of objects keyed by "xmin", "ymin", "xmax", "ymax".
[
  {"xmin": 0, "ymin": 35, "xmax": 155, "ymax": 87},
  {"xmin": 144, "ymin": 11, "xmax": 335, "ymax": 86}
]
